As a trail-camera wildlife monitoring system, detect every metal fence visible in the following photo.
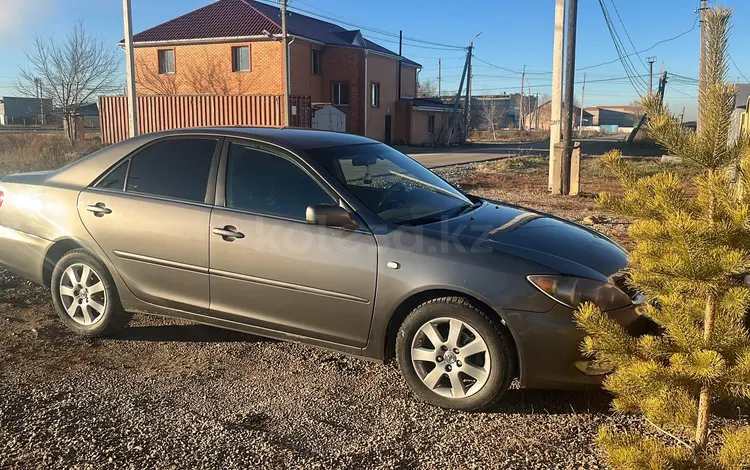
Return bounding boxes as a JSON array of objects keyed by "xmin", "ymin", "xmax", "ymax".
[{"xmin": 99, "ymin": 95, "xmax": 312, "ymax": 144}]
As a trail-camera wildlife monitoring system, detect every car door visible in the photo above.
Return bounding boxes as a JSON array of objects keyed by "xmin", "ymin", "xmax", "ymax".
[
  {"xmin": 78, "ymin": 136, "xmax": 222, "ymax": 313},
  {"xmin": 209, "ymin": 140, "xmax": 378, "ymax": 348}
]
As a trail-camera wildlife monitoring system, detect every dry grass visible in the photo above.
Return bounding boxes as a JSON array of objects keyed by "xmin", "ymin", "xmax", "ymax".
[
  {"xmin": 470, "ymin": 130, "xmax": 549, "ymax": 143},
  {"xmin": 0, "ymin": 133, "xmax": 104, "ymax": 177},
  {"xmin": 453, "ymin": 156, "xmax": 697, "ymax": 249}
]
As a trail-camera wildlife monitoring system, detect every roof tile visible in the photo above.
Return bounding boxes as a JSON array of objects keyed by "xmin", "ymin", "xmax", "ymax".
[
  {"xmin": 131, "ymin": 0, "xmax": 419, "ymax": 66},
  {"xmin": 133, "ymin": 0, "xmax": 281, "ymax": 43}
]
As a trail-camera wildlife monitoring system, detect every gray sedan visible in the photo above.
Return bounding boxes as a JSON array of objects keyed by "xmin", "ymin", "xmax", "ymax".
[{"xmin": 0, "ymin": 128, "xmax": 644, "ymax": 410}]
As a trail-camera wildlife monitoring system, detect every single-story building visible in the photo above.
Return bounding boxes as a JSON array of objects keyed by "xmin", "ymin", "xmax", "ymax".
[
  {"xmin": 523, "ymin": 100, "xmax": 591, "ymax": 131},
  {"xmin": 585, "ymin": 105, "xmax": 642, "ymax": 127},
  {"xmin": 395, "ymin": 98, "xmax": 457, "ymax": 145},
  {"xmin": 0, "ymin": 96, "xmax": 52, "ymax": 126}
]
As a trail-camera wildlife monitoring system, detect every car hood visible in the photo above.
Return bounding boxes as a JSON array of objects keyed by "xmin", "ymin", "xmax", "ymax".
[{"xmin": 421, "ymin": 200, "xmax": 628, "ymax": 281}]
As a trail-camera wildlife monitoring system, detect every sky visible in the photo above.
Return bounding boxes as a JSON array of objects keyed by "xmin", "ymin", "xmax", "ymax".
[{"xmin": 1, "ymin": 0, "xmax": 748, "ymax": 121}]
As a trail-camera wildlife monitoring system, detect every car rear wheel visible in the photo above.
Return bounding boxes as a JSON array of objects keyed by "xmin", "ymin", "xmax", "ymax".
[
  {"xmin": 51, "ymin": 249, "xmax": 131, "ymax": 337},
  {"xmin": 396, "ymin": 297, "xmax": 514, "ymax": 411}
]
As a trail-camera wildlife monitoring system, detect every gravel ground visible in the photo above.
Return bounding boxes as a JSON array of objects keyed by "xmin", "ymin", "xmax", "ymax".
[{"xmin": 1, "ymin": 160, "xmax": 747, "ymax": 469}]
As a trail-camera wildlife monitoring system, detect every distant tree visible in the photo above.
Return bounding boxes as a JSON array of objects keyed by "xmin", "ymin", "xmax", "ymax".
[
  {"xmin": 417, "ymin": 78, "xmax": 438, "ymax": 98},
  {"xmin": 17, "ymin": 23, "xmax": 121, "ymax": 141},
  {"xmin": 477, "ymin": 98, "xmax": 506, "ymax": 140}
]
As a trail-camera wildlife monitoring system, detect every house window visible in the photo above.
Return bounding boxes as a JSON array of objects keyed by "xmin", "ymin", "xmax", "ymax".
[
  {"xmin": 311, "ymin": 49, "xmax": 321, "ymax": 75},
  {"xmin": 158, "ymin": 49, "xmax": 175, "ymax": 75},
  {"xmin": 232, "ymin": 46, "xmax": 251, "ymax": 72},
  {"xmin": 428, "ymin": 115, "xmax": 436, "ymax": 134},
  {"xmin": 370, "ymin": 82, "xmax": 380, "ymax": 108},
  {"xmin": 332, "ymin": 82, "xmax": 349, "ymax": 106}
]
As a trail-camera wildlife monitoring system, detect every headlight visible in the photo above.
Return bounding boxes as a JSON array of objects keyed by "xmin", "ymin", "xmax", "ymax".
[{"xmin": 527, "ymin": 275, "xmax": 632, "ymax": 311}]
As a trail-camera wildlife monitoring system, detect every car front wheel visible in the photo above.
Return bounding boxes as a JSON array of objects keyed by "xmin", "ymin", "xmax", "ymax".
[
  {"xmin": 50, "ymin": 249, "xmax": 132, "ymax": 337},
  {"xmin": 396, "ymin": 297, "xmax": 514, "ymax": 411}
]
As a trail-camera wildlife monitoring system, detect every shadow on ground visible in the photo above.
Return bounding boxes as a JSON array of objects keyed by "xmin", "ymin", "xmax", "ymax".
[
  {"xmin": 113, "ymin": 324, "xmax": 264, "ymax": 343},
  {"xmin": 487, "ymin": 388, "xmax": 615, "ymax": 415}
]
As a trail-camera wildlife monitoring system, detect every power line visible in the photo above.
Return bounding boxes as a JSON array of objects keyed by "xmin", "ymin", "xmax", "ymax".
[
  {"xmin": 729, "ymin": 54, "xmax": 750, "ymax": 83},
  {"xmin": 608, "ymin": 0, "xmax": 647, "ymax": 72},
  {"xmin": 667, "ymin": 84, "xmax": 697, "ymax": 98},
  {"xmin": 269, "ymin": 0, "xmax": 466, "ymax": 51},
  {"xmin": 597, "ymin": 0, "xmax": 648, "ymax": 95},
  {"xmin": 578, "ymin": 15, "xmax": 699, "ymax": 71},
  {"xmin": 471, "ymin": 55, "xmax": 550, "ymax": 75}
]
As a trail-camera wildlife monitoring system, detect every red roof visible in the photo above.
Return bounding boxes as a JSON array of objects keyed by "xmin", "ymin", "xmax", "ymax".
[
  {"xmin": 130, "ymin": 0, "xmax": 420, "ymax": 66},
  {"xmin": 133, "ymin": 0, "xmax": 281, "ymax": 43}
]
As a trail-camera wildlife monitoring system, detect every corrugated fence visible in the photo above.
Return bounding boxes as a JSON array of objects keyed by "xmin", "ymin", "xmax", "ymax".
[{"xmin": 100, "ymin": 95, "xmax": 312, "ymax": 144}]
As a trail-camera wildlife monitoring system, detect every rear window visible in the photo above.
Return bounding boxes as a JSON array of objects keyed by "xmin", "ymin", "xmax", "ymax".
[
  {"xmin": 96, "ymin": 160, "xmax": 129, "ymax": 191},
  {"xmin": 125, "ymin": 138, "xmax": 217, "ymax": 203}
]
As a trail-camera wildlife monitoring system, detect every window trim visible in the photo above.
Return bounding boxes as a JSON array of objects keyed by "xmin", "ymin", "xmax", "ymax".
[
  {"xmin": 311, "ymin": 49, "xmax": 321, "ymax": 75},
  {"xmin": 89, "ymin": 135, "xmax": 223, "ymax": 206},
  {"xmin": 214, "ymin": 137, "xmax": 371, "ymax": 232},
  {"xmin": 331, "ymin": 81, "xmax": 350, "ymax": 107},
  {"xmin": 231, "ymin": 44, "xmax": 252, "ymax": 73},
  {"xmin": 370, "ymin": 82, "xmax": 380, "ymax": 108},
  {"xmin": 428, "ymin": 114, "xmax": 436, "ymax": 134},
  {"xmin": 157, "ymin": 48, "xmax": 176, "ymax": 75}
]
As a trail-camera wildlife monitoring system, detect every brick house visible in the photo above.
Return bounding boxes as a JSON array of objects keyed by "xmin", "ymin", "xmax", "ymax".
[{"xmin": 127, "ymin": 0, "xmax": 421, "ymax": 142}]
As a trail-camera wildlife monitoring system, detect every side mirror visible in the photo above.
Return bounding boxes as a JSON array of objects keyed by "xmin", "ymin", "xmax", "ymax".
[{"xmin": 306, "ymin": 204, "xmax": 358, "ymax": 230}]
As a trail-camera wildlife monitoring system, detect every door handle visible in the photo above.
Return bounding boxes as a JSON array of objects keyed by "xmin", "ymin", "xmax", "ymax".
[
  {"xmin": 86, "ymin": 203, "xmax": 112, "ymax": 217},
  {"xmin": 212, "ymin": 225, "xmax": 245, "ymax": 241}
]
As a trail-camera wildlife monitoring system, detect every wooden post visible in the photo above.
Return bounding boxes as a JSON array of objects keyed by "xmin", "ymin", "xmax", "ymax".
[{"xmin": 570, "ymin": 142, "xmax": 581, "ymax": 195}]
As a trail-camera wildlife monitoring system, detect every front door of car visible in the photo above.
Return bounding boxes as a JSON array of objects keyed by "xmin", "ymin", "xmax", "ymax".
[
  {"xmin": 209, "ymin": 141, "xmax": 378, "ymax": 348},
  {"xmin": 78, "ymin": 136, "xmax": 222, "ymax": 313}
]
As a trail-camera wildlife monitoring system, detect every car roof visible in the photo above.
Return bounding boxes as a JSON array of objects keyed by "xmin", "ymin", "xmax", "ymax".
[{"xmin": 192, "ymin": 127, "xmax": 377, "ymax": 150}]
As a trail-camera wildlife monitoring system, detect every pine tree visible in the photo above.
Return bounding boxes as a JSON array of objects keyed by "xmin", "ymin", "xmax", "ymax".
[{"xmin": 574, "ymin": 6, "xmax": 750, "ymax": 468}]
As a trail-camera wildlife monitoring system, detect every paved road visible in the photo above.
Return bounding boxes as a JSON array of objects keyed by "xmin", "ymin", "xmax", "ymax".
[
  {"xmin": 406, "ymin": 137, "xmax": 627, "ymax": 168},
  {"xmin": 407, "ymin": 142, "xmax": 549, "ymax": 168}
]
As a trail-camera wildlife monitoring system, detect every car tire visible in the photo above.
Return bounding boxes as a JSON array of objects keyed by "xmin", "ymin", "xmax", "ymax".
[
  {"xmin": 50, "ymin": 249, "xmax": 132, "ymax": 337},
  {"xmin": 396, "ymin": 297, "xmax": 514, "ymax": 411}
]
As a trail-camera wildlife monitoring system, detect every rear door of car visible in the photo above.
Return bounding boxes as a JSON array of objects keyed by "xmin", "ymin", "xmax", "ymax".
[
  {"xmin": 208, "ymin": 139, "xmax": 378, "ymax": 347},
  {"xmin": 78, "ymin": 136, "xmax": 222, "ymax": 314}
]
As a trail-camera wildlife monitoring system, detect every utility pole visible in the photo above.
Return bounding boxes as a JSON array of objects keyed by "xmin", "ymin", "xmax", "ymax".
[
  {"xmin": 281, "ymin": 0, "xmax": 291, "ymax": 127},
  {"xmin": 549, "ymin": 0, "xmax": 565, "ymax": 191},
  {"xmin": 698, "ymin": 0, "xmax": 708, "ymax": 132},
  {"xmin": 647, "ymin": 56, "xmax": 656, "ymax": 91},
  {"xmin": 438, "ymin": 59, "xmax": 442, "ymax": 98},
  {"xmin": 527, "ymin": 81, "xmax": 532, "ymax": 130},
  {"xmin": 122, "ymin": 0, "xmax": 138, "ymax": 138},
  {"xmin": 35, "ymin": 78, "xmax": 44, "ymax": 126},
  {"xmin": 445, "ymin": 49, "xmax": 471, "ymax": 145},
  {"xmin": 463, "ymin": 35, "xmax": 479, "ymax": 142},
  {"xmin": 398, "ymin": 30, "xmax": 403, "ymax": 100},
  {"xmin": 518, "ymin": 65, "xmax": 526, "ymax": 131},
  {"xmin": 579, "ymin": 72, "xmax": 586, "ymax": 134},
  {"xmin": 680, "ymin": 106, "xmax": 686, "ymax": 124},
  {"xmin": 561, "ymin": 0, "xmax": 579, "ymax": 195}
]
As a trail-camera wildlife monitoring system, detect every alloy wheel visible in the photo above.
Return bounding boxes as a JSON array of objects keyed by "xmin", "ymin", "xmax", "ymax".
[
  {"xmin": 410, "ymin": 317, "xmax": 491, "ymax": 399},
  {"xmin": 59, "ymin": 263, "xmax": 107, "ymax": 326}
]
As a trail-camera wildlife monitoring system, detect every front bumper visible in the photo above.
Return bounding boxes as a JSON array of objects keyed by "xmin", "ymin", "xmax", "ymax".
[
  {"xmin": 0, "ymin": 225, "xmax": 50, "ymax": 286},
  {"xmin": 503, "ymin": 302, "xmax": 649, "ymax": 390}
]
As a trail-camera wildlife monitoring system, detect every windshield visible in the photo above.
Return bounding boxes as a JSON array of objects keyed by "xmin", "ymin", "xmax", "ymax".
[{"xmin": 306, "ymin": 143, "xmax": 473, "ymax": 224}]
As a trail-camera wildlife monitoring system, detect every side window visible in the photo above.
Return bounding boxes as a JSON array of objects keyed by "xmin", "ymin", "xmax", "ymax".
[
  {"xmin": 226, "ymin": 143, "xmax": 336, "ymax": 220},
  {"xmin": 96, "ymin": 160, "xmax": 129, "ymax": 190},
  {"xmin": 126, "ymin": 138, "xmax": 217, "ymax": 203}
]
